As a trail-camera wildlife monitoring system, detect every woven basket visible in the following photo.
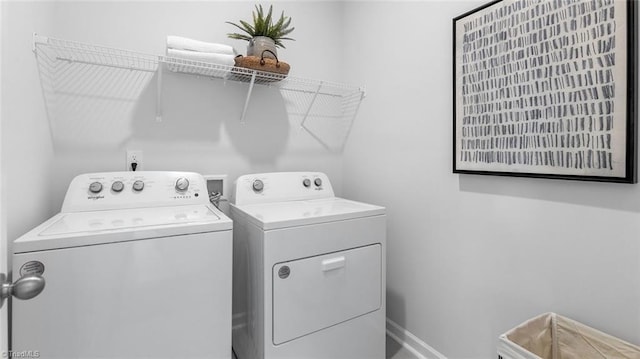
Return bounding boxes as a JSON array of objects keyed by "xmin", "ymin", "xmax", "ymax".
[{"xmin": 234, "ymin": 50, "xmax": 290, "ymax": 75}]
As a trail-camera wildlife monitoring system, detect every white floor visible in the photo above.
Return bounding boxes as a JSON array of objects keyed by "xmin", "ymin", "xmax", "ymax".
[{"xmin": 232, "ymin": 336, "xmax": 416, "ymax": 359}]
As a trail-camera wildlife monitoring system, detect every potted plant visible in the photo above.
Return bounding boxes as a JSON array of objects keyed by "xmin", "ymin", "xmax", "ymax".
[{"xmin": 226, "ymin": 4, "xmax": 295, "ymax": 59}]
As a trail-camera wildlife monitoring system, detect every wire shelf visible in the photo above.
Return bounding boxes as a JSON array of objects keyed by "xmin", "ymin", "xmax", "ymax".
[
  {"xmin": 33, "ymin": 34, "xmax": 365, "ymax": 151},
  {"xmin": 34, "ymin": 34, "xmax": 159, "ymax": 73}
]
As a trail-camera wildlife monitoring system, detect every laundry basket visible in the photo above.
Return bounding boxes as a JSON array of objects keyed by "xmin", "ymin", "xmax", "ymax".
[{"xmin": 497, "ymin": 313, "xmax": 640, "ymax": 359}]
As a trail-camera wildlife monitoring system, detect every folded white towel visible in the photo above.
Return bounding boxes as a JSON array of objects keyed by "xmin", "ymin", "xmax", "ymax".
[
  {"xmin": 166, "ymin": 48, "xmax": 236, "ymax": 66},
  {"xmin": 167, "ymin": 36, "xmax": 236, "ymax": 55},
  {"xmin": 165, "ymin": 48, "xmax": 236, "ymax": 78}
]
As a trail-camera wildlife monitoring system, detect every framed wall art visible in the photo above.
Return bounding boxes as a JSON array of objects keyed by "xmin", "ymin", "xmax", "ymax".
[{"xmin": 453, "ymin": 0, "xmax": 637, "ymax": 183}]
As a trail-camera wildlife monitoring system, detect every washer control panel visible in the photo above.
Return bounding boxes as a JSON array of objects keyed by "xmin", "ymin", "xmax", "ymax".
[
  {"xmin": 61, "ymin": 171, "xmax": 208, "ymax": 212},
  {"xmin": 234, "ymin": 172, "xmax": 335, "ymax": 206}
]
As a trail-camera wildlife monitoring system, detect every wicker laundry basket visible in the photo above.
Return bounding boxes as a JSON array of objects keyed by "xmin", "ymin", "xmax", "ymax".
[{"xmin": 498, "ymin": 313, "xmax": 640, "ymax": 359}]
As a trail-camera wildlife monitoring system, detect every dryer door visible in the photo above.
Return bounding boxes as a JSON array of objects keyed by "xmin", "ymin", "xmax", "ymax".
[{"xmin": 272, "ymin": 244, "xmax": 382, "ymax": 345}]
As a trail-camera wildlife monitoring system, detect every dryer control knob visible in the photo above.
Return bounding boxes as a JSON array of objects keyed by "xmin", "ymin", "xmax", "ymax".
[
  {"xmin": 89, "ymin": 182, "xmax": 103, "ymax": 194},
  {"xmin": 111, "ymin": 181, "xmax": 124, "ymax": 193},
  {"xmin": 175, "ymin": 177, "xmax": 189, "ymax": 192},
  {"xmin": 314, "ymin": 178, "xmax": 323, "ymax": 187},
  {"xmin": 132, "ymin": 180, "xmax": 145, "ymax": 192},
  {"xmin": 302, "ymin": 178, "xmax": 311, "ymax": 187},
  {"xmin": 252, "ymin": 179, "xmax": 264, "ymax": 193}
]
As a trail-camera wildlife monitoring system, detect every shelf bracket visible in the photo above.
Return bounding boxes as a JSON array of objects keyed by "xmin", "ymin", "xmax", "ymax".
[
  {"xmin": 240, "ymin": 71, "xmax": 257, "ymax": 124},
  {"xmin": 155, "ymin": 64, "xmax": 163, "ymax": 122},
  {"xmin": 32, "ymin": 33, "xmax": 47, "ymax": 53},
  {"xmin": 300, "ymin": 81, "xmax": 323, "ymax": 128}
]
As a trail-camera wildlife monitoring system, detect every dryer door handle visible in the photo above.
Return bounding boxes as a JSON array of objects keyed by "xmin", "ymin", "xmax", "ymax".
[{"xmin": 321, "ymin": 256, "xmax": 345, "ymax": 272}]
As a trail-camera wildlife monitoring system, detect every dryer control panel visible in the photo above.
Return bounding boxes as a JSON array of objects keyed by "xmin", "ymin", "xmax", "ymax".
[
  {"xmin": 233, "ymin": 172, "xmax": 335, "ymax": 206},
  {"xmin": 61, "ymin": 171, "xmax": 208, "ymax": 212}
]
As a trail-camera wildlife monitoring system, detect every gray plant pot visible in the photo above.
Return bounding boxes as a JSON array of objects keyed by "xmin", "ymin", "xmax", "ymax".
[{"xmin": 247, "ymin": 36, "xmax": 277, "ymax": 59}]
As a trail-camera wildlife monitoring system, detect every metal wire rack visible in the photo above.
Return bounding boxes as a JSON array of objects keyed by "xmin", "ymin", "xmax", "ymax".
[
  {"xmin": 32, "ymin": 34, "xmax": 365, "ymax": 151},
  {"xmin": 158, "ymin": 54, "xmax": 365, "ymax": 132},
  {"xmin": 33, "ymin": 34, "xmax": 159, "ymax": 73}
]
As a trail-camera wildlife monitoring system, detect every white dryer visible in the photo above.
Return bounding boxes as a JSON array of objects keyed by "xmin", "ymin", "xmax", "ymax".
[
  {"xmin": 230, "ymin": 172, "xmax": 386, "ymax": 359},
  {"xmin": 11, "ymin": 171, "xmax": 233, "ymax": 359}
]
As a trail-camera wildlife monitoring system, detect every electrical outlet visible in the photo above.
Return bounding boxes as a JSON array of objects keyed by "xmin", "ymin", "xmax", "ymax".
[{"xmin": 126, "ymin": 150, "xmax": 143, "ymax": 171}]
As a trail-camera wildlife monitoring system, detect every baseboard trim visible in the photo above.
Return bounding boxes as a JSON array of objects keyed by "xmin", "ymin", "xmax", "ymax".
[{"xmin": 386, "ymin": 318, "xmax": 447, "ymax": 359}]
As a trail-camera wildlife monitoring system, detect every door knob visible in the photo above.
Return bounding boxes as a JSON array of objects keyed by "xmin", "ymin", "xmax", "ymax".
[{"xmin": 0, "ymin": 273, "xmax": 46, "ymax": 308}]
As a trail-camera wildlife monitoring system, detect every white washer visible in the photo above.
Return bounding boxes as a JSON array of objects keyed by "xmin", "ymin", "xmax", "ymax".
[
  {"xmin": 11, "ymin": 171, "xmax": 233, "ymax": 359},
  {"xmin": 230, "ymin": 172, "xmax": 386, "ymax": 359}
]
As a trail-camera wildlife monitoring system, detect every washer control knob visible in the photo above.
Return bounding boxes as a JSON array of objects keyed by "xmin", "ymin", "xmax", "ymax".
[
  {"xmin": 302, "ymin": 178, "xmax": 311, "ymax": 187},
  {"xmin": 252, "ymin": 179, "xmax": 264, "ymax": 193},
  {"xmin": 111, "ymin": 181, "xmax": 124, "ymax": 193},
  {"xmin": 175, "ymin": 177, "xmax": 190, "ymax": 192},
  {"xmin": 89, "ymin": 182, "xmax": 103, "ymax": 194},
  {"xmin": 132, "ymin": 180, "xmax": 145, "ymax": 192},
  {"xmin": 314, "ymin": 178, "xmax": 323, "ymax": 187}
]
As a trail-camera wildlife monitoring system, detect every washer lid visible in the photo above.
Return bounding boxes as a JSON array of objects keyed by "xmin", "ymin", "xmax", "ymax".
[
  {"xmin": 231, "ymin": 197, "xmax": 385, "ymax": 230},
  {"xmin": 14, "ymin": 204, "xmax": 232, "ymax": 253}
]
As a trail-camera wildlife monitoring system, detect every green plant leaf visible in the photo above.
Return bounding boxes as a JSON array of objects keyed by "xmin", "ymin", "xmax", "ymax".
[
  {"xmin": 226, "ymin": 21, "xmax": 252, "ymax": 37},
  {"xmin": 273, "ymin": 11, "xmax": 285, "ymax": 32},
  {"xmin": 253, "ymin": 4, "xmax": 264, "ymax": 34},
  {"xmin": 227, "ymin": 3, "xmax": 295, "ymax": 45},
  {"xmin": 279, "ymin": 27, "xmax": 295, "ymax": 37},
  {"xmin": 265, "ymin": 5, "xmax": 273, "ymax": 32},
  {"xmin": 239, "ymin": 20, "xmax": 255, "ymax": 34},
  {"xmin": 227, "ymin": 33, "xmax": 253, "ymax": 42},
  {"xmin": 281, "ymin": 17, "xmax": 292, "ymax": 35}
]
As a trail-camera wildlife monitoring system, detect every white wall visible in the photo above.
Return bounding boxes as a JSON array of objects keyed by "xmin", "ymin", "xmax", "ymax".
[
  {"xmin": 2, "ymin": 2, "xmax": 56, "ymax": 349},
  {"xmin": 2, "ymin": 1, "xmax": 347, "ymax": 240},
  {"xmin": 342, "ymin": 2, "xmax": 640, "ymax": 358},
  {"xmin": 1, "ymin": 1, "xmax": 56, "ymax": 264}
]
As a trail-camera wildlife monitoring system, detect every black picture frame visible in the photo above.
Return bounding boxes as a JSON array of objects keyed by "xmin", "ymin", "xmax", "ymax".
[{"xmin": 453, "ymin": 0, "xmax": 637, "ymax": 183}]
